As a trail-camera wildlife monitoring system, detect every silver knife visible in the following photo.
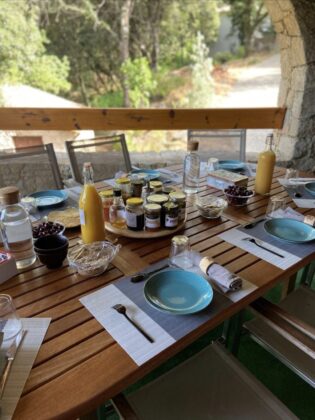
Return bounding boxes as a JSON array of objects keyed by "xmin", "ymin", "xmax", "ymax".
[{"xmin": 0, "ymin": 329, "xmax": 27, "ymax": 399}]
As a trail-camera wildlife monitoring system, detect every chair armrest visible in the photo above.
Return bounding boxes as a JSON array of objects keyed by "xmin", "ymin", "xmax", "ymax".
[
  {"xmin": 111, "ymin": 394, "xmax": 139, "ymax": 420},
  {"xmin": 250, "ymin": 297, "xmax": 315, "ymax": 358}
]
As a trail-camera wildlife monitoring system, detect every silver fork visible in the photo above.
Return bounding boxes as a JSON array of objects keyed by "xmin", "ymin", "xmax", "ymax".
[{"xmin": 242, "ymin": 237, "xmax": 284, "ymax": 258}]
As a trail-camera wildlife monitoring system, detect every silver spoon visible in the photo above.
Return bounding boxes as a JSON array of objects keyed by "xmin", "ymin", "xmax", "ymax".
[{"xmin": 130, "ymin": 264, "xmax": 170, "ymax": 283}]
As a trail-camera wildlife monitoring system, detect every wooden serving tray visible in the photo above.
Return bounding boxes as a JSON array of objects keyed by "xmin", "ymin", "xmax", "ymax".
[{"xmin": 105, "ymin": 219, "xmax": 186, "ymax": 238}]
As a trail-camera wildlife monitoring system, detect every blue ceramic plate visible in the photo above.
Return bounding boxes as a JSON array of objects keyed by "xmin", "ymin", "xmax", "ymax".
[
  {"xmin": 264, "ymin": 218, "xmax": 315, "ymax": 243},
  {"xmin": 305, "ymin": 182, "xmax": 315, "ymax": 196},
  {"xmin": 144, "ymin": 270, "xmax": 213, "ymax": 315},
  {"xmin": 218, "ymin": 160, "xmax": 246, "ymax": 172},
  {"xmin": 30, "ymin": 190, "xmax": 68, "ymax": 208},
  {"xmin": 131, "ymin": 169, "xmax": 160, "ymax": 180}
]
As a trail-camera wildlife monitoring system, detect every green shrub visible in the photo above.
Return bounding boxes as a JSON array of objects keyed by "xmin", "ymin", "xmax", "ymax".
[{"xmin": 92, "ymin": 91, "xmax": 124, "ymax": 108}]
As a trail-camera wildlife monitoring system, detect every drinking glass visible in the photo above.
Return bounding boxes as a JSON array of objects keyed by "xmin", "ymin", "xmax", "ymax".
[
  {"xmin": 169, "ymin": 235, "xmax": 193, "ymax": 269},
  {"xmin": 207, "ymin": 157, "xmax": 219, "ymax": 174},
  {"xmin": 265, "ymin": 196, "xmax": 286, "ymax": 219},
  {"xmin": 0, "ymin": 294, "xmax": 22, "ymax": 342}
]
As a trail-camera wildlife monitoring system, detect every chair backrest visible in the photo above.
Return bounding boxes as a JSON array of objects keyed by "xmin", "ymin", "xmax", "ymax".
[
  {"xmin": 0, "ymin": 143, "xmax": 63, "ymax": 195},
  {"xmin": 187, "ymin": 129, "xmax": 247, "ymax": 162},
  {"xmin": 65, "ymin": 134, "xmax": 132, "ymax": 184}
]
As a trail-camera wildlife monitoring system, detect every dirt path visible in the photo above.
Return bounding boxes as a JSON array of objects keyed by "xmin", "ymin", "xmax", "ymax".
[{"xmin": 214, "ymin": 53, "xmax": 281, "ymax": 157}]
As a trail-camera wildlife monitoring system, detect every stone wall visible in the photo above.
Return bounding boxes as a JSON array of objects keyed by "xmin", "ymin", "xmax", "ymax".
[{"xmin": 265, "ymin": 0, "xmax": 315, "ymax": 172}]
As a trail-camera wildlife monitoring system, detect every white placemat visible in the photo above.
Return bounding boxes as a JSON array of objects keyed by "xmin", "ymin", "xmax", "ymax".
[
  {"xmin": 80, "ymin": 285, "xmax": 175, "ymax": 366},
  {"xmin": 0, "ymin": 318, "xmax": 51, "ymax": 420},
  {"xmin": 219, "ymin": 229, "xmax": 301, "ymax": 270}
]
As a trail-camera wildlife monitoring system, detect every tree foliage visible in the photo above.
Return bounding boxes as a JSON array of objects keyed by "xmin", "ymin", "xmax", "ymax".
[
  {"xmin": 0, "ymin": 0, "xmax": 70, "ymax": 94},
  {"xmin": 225, "ymin": 0, "xmax": 268, "ymax": 56}
]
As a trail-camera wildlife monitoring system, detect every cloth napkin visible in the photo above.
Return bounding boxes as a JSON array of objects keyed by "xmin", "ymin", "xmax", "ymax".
[
  {"xmin": 178, "ymin": 251, "xmax": 243, "ymax": 293},
  {"xmin": 269, "ymin": 206, "xmax": 315, "ymax": 226}
]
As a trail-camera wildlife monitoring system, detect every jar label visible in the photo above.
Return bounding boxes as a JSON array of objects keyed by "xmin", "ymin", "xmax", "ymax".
[
  {"xmin": 145, "ymin": 217, "xmax": 160, "ymax": 229},
  {"xmin": 117, "ymin": 209, "xmax": 126, "ymax": 219},
  {"xmin": 165, "ymin": 215, "xmax": 178, "ymax": 227},
  {"xmin": 126, "ymin": 212, "xmax": 137, "ymax": 228},
  {"xmin": 79, "ymin": 209, "xmax": 85, "ymax": 225}
]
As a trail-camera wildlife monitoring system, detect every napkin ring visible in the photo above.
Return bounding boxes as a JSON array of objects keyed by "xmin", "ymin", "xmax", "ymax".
[
  {"xmin": 199, "ymin": 257, "xmax": 215, "ymax": 275},
  {"xmin": 304, "ymin": 215, "xmax": 315, "ymax": 227}
]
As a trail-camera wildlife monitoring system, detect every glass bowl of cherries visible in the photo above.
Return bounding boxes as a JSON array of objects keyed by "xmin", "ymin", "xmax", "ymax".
[
  {"xmin": 224, "ymin": 185, "xmax": 254, "ymax": 207},
  {"xmin": 32, "ymin": 221, "xmax": 65, "ymax": 239}
]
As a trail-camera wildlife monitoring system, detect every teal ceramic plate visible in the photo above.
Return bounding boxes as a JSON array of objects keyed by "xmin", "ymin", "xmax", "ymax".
[
  {"xmin": 131, "ymin": 169, "xmax": 160, "ymax": 180},
  {"xmin": 264, "ymin": 218, "xmax": 315, "ymax": 243},
  {"xmin": 305, "ymin": 182, "xmax": 315, "ymax": 196},
  {"xmin": 218, "ymin": 160, "xmax": 246, "ymax": 172},
  {"xmin": 30, "ymin": 190, "xmax": 68, "ymax": 208},
  {"xmin": 144, "ymin": 270, "xmax": 213, "ymax": 315}
]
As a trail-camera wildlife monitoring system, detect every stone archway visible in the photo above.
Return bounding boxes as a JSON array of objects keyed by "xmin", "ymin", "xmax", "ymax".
[{"xmin": 265, "ymin": 0, "xmax": 315, "ymax": 172}]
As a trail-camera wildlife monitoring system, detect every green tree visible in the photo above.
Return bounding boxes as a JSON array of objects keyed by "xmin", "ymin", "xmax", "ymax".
[
  {"xmin": 225, "ymin": 0, "xmax": 268, "ymax": 56},
  {"xmin": 188, "ymin": 32, "xmax": 214, "ymax": 108},
  {"xmin": 0, "ymin": 0, "xmax": 70, "ymax": 94},
  {"xmin": 121, "ymin": 57, "xmax": 156, "ymax": 107}
]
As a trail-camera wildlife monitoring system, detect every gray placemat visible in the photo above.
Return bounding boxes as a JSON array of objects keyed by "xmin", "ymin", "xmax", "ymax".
[
  {"xmin": 115, "ymin": 260, "xmax": 232, "ymax": 341},
  {"xmin": 238, "ymin": 222, "xmax": 314, "ymax": 259}
]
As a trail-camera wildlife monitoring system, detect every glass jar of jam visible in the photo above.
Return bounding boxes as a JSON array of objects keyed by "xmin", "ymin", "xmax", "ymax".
[
  {"xmin": 162, "ymin": 202, "xmax": 179, "ymax": 229},
  {"xmin": 150, "ymin": 180, "xmax": 163, "ymax": 193},
  {"xmin": 115, "ymin": 177, "xmax": 131, "ymax": 203},
  {"xmin": 99, "ymin": 190, "xmax": 114, "ymax": 222},
  {"xmin": 131, "ymin": 178, "xmax": 144, "ymax": 197},
  {"xmin": 169, "ymin": 191, "xmax": 186, "ymax": 222},
  {"xmin": 126, "ymin": 197, "xmax": 144, "ymax": 231},
  {"xmin": 144, "ymin": 203, "xmax": 161, "ymax": 232},
  {"xmin": 162, "ymin": 185, "xmax": 176, "ymax": 195},
  {"xmin": 147, "ymin": 194, "xmax": 169, "ymax": 206}
]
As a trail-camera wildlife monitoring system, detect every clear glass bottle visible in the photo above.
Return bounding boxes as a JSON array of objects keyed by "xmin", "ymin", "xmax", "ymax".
[
  {"xmin": 183, "ymin": 141, "xmax": 200, "ymax": 194},
  {"xmin": 79, "ymin": 162, "xmax": 105, "ymax": 243},
  {"xmin": 109, "ymin": 189, "xmax": 126, "ymax": 228},
  {"xmin": 255, "ymin": 134, "xmax": 276, "ymax": 196},
  {"xmin": 0, "ymin": 186, "xmax": 36, "ymax": 269}
]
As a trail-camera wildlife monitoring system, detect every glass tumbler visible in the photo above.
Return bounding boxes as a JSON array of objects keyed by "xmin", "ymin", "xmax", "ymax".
[
  {"xmin": 207, "ymin": 157, "xmax": 219, "ymax": 174},
  {"xmin": 0, "ymin": 294, "xmax": 22, "ymax": 342},
  {"xmin": 266, "ymin": 196, "xmax": 286, "ymax": 219},
  {"xmin": 169, "ymin": 235, "xmax": 193, "ymax": 269}
]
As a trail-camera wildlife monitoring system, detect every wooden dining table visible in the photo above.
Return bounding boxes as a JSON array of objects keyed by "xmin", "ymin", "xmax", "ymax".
[{"xmin": 4, "ymin": 165, "xmax": 315, "ymax": 419}]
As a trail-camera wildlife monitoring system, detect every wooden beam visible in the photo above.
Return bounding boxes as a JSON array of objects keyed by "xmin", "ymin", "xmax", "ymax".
[{"xmin": 0, "ymin": 107, "xmax": 286, "ymax": 131}]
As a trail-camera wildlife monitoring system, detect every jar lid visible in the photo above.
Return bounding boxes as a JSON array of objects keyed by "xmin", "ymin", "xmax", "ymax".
[
  {"xmin": 126, "ymin": 197, "xmax": 143, "ymax": 206},
  {"xmin": 99, "ymin": 190, "xmax": 114, "ymax": 198},
  {"xmin": 147, "ymin": 194, "xmax": 169, "ymax": 204},
  {"xmin": 0, "ymin": 186, "xmax": 19, "ymax": 205},
  {"xmin": 171, "ymin": 235, "xmax": 189, "ymax": 245},
  {"xmin": 163, "ymin": 201, "xmax": 178, "ymax": 210},
  {"xmin": 116, "ymin": 177, "xmax": 130, "ymax": 184},
  {"xmin": 150, "ymin": 181, "xmax": 163, "ymax": 187},
  {"xmin": 169, "ymin": 191, "xmax": 186, "ymax": 200},
  {"xmin": 144, "ymin": 203, "xmax": 161, "ymax": 211}
]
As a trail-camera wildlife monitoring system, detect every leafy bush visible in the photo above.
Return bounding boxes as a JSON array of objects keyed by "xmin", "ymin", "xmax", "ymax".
[
  {"xmin": 213, "ymin": 51, "xmax": 234, "ymax": 65},
  {"xmin": 92, "ymin": 91, "xmax": 124, "ymax": 108},
  {"xmin": 121, "ymin": 57, "xmax": 156, "ymax": 107}
]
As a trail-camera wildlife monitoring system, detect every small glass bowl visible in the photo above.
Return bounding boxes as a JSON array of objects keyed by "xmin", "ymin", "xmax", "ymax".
[
  {"xmin": 224, "ymin": 190, "xmax": 254, "ymax": 207},
  {"xmin": 196, "ymin": 196, "xmax": 227, "ymax": 219},
  {"xmin": 32, "ymin": 221, "xmax": 65, "ymax": 239},
  {"xmin": 68, "ymin": 241, "xmax": 120, "ymax": 277}
]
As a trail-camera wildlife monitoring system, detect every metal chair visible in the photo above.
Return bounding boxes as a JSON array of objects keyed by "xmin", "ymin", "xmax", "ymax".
[
  {"xmin": 188, "ymin": 129, "xmax": 247, "ymax": 161},
  {"xmin": 244, "ymin": 270, "xmax": 315, "ymax": 388},
  {"xmin": 65, "ymin": 134, "xmax": 132, "ymax": 184},
  {"xmin": 112, "ymin": 341, "xmax": 296, "ymax": 420},
  {"xmin": 0, "ymin": 143, "xmax": 63, "ymax": 194}
]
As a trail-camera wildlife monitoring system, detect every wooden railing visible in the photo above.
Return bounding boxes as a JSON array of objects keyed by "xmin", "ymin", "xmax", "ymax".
[{"xmin": 0, "ymin": 107, "xmax": 286, "ymax": 131}]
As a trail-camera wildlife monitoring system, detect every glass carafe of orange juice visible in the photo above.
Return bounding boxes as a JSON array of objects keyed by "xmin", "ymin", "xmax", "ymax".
[
  {"xmin": 79, "ymin": 162, "xmax": 105, "ymax": 243},
  {"xmin": 255, "ymin": 134, "xmax": 276, "ymax": 196}
]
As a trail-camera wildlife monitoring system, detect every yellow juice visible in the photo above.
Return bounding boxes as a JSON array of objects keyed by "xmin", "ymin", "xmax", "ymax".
[
  {"xmin": 255, "ymin": 137, "xmax": 276, "ymax": 195},
  {"xmin": 79, "ymin": 184, "xmax": 105, "ymax": 243}
]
